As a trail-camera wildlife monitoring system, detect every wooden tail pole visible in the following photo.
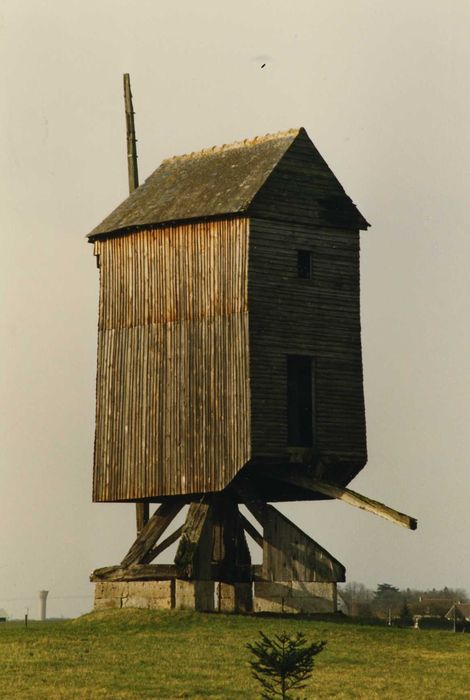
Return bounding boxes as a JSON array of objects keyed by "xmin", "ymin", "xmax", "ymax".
[
  {"xmin": 123, "ymin": 73, "xmax": 139, "ymax": 193},
  {"xmin": 124, "ymin": 72, "xmax": 142, "ymax": 535},
  {"xmin": 273, "ymin": 472, "xmax": 417, "ymax": 530}
]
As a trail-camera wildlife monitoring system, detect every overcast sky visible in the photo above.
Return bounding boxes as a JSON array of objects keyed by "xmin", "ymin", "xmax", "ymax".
[{"xmin": 1, "ymin": 0, "xmax": 469, "ymax": 619}]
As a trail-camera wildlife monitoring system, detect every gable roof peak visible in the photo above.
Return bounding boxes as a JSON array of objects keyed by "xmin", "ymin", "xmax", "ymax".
[{"xmin": 161, "ymin": 127, "xmax": 302, "ymax": 166}]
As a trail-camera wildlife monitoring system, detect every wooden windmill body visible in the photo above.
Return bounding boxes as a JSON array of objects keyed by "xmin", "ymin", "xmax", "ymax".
[{"xmin": 89, "ymin": 91, "xmax": 415, "ymax": 612}]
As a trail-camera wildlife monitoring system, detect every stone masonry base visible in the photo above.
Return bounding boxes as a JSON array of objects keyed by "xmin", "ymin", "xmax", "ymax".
[
  {"xmin": 253, "ymin": 581, "xmax": 337, "ymax": 614},
  {"xmin": 94, "ymin": 580, "xmax": 337, "ymax": 614}
]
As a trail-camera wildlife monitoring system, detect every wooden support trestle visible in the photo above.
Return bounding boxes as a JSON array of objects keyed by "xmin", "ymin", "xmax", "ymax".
[{"xmin": 92, "ymin": 493, "xmax": 347, "ymax": 590}]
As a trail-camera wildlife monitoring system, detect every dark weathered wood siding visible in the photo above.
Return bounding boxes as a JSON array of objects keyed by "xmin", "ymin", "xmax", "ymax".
[
  {"xmin": 247, "ymin": 502, "xmax": 345, "ymax": 582},
  {"xmin": 93, "ymin": 218, "xmax": 251, "ymax": 501},
  {"xmin": 248, "ymin": 218, "xmax": 367, "ymax": 484},
  {"xmin": 249, "ymin": 128, "xmax": 366, "ymax": 229}
]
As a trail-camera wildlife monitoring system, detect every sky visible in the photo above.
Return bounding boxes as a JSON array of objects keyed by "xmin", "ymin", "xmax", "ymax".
[{"xmin": 1, "ymin": 0, "xmax": 469, "ymax": 619}]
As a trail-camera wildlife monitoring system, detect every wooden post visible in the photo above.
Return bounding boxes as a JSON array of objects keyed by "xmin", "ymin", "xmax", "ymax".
[
  {"xmin": 175, "ymin": 501, "xmax": 213, "ymax": 580},
  {"xmin": 211, "ymin": 497, "xmax": 251, "ymax": 582},
  {"xmin": 123, "ymin": 73, "xmax": 139, "ymax": 193},
  {"xmin": 174, "ymin": 497, "xmax": 251, "ymax": 582},
  {"xmin": 136, "ymin": 502, "xmax": 149, "ymax": 536}
]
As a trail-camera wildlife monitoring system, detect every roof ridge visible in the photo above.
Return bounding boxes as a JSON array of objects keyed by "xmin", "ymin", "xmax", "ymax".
[{"xmin": 162, "ymin": 127, "xmax": 301, "ymax": 165}]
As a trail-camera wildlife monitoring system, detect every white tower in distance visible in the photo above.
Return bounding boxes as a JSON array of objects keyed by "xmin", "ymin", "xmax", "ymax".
[{"xmin": 38, "ymin": 590, "xmax": 49, "ymax": 621}]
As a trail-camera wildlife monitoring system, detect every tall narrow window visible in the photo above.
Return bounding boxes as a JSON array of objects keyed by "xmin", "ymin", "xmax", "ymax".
[
  {"xmin": 297, "ymin": 250, "xmax": 313, "ymax": 279},
  {"xmin": 287, "ymin": 355, "xmax": 314, "ymax": 447}
]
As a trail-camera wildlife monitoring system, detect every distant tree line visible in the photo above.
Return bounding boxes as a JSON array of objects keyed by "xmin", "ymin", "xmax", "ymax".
[{"xmin": 339, "ymin": 582, "xmax": 468, "ymax": 621}]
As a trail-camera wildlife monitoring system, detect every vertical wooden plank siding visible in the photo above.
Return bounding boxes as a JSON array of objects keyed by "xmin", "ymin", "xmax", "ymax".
[
  {"xmin": 93, "ymin": 218, "xmax": 251, "ymax": 501},
  {"xmin": 248, "ymin": 218, "xmax": 367, "ymax": 482}
]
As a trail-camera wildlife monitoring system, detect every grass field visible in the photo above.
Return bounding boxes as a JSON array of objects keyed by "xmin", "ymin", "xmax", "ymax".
[{"xmin": 0, "ymin": 609, "xmax": 469, "ymax": 699}]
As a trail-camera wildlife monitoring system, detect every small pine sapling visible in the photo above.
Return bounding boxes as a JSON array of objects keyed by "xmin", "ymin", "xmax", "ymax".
[{"xmin": 246, "ymin": 631, "xmax": 326, "ymax": 699}]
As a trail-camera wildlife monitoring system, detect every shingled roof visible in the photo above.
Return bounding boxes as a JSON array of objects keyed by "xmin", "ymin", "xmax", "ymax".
[{"xmin": 89, "ymin": 127, "xmax": 368, "ymax": 239}]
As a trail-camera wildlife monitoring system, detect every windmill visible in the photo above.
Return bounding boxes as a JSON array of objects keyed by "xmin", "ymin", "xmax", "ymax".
[{"xmin": 89, "ymin": 76, "xmax": 416, "ymax": 613}]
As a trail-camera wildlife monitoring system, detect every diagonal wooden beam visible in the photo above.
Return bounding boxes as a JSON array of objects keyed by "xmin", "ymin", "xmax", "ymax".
[
  {"xmin": 246, "ymin": 500, "xmax": 345, "ymax": 582},
  {"xmin": 272, "ymin": 472, "xmax": 417, "ymax": 530},
  {"xmin": 121, "ymin": 499, "xmax": 185, "ymax": 567},
  {"xmin": 239, "ymin": 513, "xmax": 264, "ymax": 548},
  {"xmin": 140, "ymin": 525, "xmax": 184, "ymax": 565}
]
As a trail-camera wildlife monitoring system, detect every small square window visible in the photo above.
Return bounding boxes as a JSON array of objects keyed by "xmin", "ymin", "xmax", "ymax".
[{"xmin": 297, "ymin": 250, "xmax": 313, "ymax": 279}]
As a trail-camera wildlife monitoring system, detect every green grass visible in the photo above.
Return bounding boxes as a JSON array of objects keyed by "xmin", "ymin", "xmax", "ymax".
[{"xmin": 0, "ymin": 610, "xmax": 469, "ymax": 698}]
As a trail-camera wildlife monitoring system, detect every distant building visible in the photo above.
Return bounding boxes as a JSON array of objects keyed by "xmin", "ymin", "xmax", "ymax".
[
  {"xmin": 412, "ymin": 597, "xmax": 464, "ymax": 630},
  {"xmin": 445, "ymin": 603, "xmax": 470, "ymax": 631},
  {"xmin": 415, "ymin": 596, "xmax": 459, "ymax": 617}
]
